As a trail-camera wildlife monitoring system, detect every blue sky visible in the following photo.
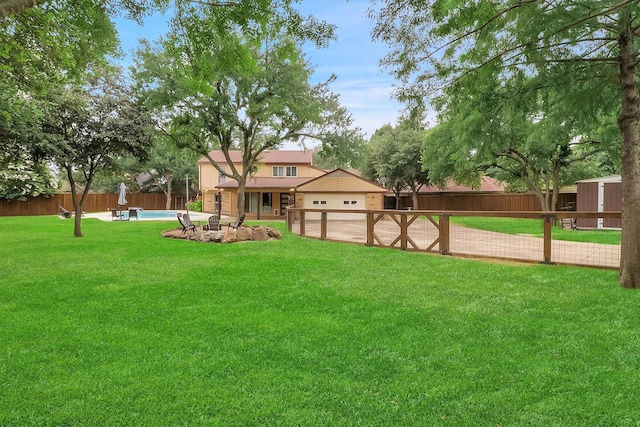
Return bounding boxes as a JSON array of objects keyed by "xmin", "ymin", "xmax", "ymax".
[{"xmin": 115, "ymin": 0, "xmax": 404, "ymax": 146}]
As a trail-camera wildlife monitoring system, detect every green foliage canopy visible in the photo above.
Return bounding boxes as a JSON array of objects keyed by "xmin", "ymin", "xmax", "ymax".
[
  {"xmin": 134, "ymin": 1, "xmax": 357, "ymax": 220},
  {"xmin": 43, "ymin": 69, "xmax": 155, "ymax": 236},
  {"xmin": 371, "ymin": 0, "xmax": 640, "ymax": 287},
  {"xmin": 363, "ymin": 122, "xmax": 429, "ymax": 209}
]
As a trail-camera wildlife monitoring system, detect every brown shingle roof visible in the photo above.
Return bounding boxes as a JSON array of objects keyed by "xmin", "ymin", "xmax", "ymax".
[
  {"xmin": 198, "ymin": 150, "xmax": 314, "ymax": 165},
  {"xmin": 417, "ymin": 176, "xmax": 505, "ymax": 194}
]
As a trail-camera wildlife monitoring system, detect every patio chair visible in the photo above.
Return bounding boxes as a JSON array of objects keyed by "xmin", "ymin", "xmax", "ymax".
[
  {"xmin": 110, "ymin": 208, "xmax": 128, "ymax": 221},
  {"xmin": 177, "ymin": 213, "xmax": 196, "ymax": 234},
  {"xmin": 59, "ymin": 206, "xmax": 72, "ymax": 219},
  {"xmin": 183, "ymin": 212, "xmax": 200, "ymax": 232},
  {"xmin": 225, "ymin": 213, "xmax": 245, "ymax": 230},
  {"xmin": 205, "ymin": 214, "xmax": 221, "ymax": 231},
  {"xmin": 128, "ymin": 208, "xmax": 139, "ymax": 220}
]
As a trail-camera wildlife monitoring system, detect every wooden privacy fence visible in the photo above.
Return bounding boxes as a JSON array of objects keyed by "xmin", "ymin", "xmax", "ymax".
[
  {"xmin": 0, "ymin": 193, "xmax": 189, "ymax": 217},
  {"xmin": 287, "ymin": 208, "xmax": 621, "ymax": 270},
  {"xmin": 397, "ymin": 193, "xmax": 577, "ymax": 211}
]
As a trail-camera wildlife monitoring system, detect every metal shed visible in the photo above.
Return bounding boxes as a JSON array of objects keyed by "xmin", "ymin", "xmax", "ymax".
[{"xmin": 576, "ymin": 175, "xmax": 621, "ymax": 229}]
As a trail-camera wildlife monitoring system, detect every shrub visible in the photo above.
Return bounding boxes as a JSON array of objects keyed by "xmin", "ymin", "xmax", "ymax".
[{"xmin": 187, "ymin": 200, "xmax": 202, "ymax": 212}]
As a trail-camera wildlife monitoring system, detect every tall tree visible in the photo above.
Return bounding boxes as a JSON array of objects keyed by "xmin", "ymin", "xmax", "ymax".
[
  {"xmin": 312, "ymin": 132, "xmax": 366, "ymax": 170},
  {"xmin": 0, "ymin": 0, "xmax": 166, "ymax": 20},
  {"xmin": 135, "ymin": 136, "xmax": 199, "ymax": 209},
  {"xmin": 371, "ymin": 1, "xmax": 640, "ymax": 288},
  {"xmin": 134, "ymin": 1, "xmax": 356, "ymax": 221},
  {"xmin": 43, "ymin": 69, "xmax": 154, "ymax": 237},
  {"xmin": 0, "ymin": 3, "xmax": 119, "ymax": 93},
  {"xmin": 0, "ymin": 84, "xmax": 60, "ymax": 199},
  {"xmin": 0, "ymin": 1, "xmax": 163, "ymax": 203},
  {"xmin": 362, "ymin": 122, "xmax": 429, "ymax": 209},
  {"xmin": 423, "ymin": 67, "xmax": 611, "ymax": 211}
]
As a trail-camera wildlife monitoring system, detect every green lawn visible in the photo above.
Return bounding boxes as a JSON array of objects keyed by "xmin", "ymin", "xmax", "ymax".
[
  {"xmin": 451, "ymin": 215, "xmax": 622, "ymax": 245},
  {"xmin": 1, "ymin": 216, "xmax": 638, "ymax": 426}
]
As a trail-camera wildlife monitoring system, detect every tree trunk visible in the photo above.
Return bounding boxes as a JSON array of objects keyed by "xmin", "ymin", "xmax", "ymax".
[
  {"xmin": 73, "ymin": 200, "xmax": 83, "ymax": 237},
  {"xmin": 618, "ymin": 20, "xmax": 640, "ymax": 288},
  {"xmin": 236, "ymin": 178, "xmax": 246, "ymax": 223},
  {"xmin": 66, "ymin": 167, "xmax": 83, "ymax": 237},
  {"xmin": 165, "ymin": 177, "xmax": 172, "ymax": 210},
  {"xmin": 533, "ymin": 189, "xmax": 550, "ymax": 212},
  {"xmin": 551, "ymin": 161, "xmax": 561, "ymax": 212}
]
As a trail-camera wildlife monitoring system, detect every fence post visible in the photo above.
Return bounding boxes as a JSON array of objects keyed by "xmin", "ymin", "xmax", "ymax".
[
  {"xmin": 401, "ymin": 212, "xmax": 408, "ymax": 250},
  {"xmin": 439, "ymin": 213, "xmax": 450, "ymax": 255},
  {"xmin": 366, "ymin": 212, "xmax": 374, "ymax": 246},
  {"xmin": 320, "ymin": 211, "xmax": 327, "ymax": 240},
  {"xmin": 300, "ymin": 211, "xmax": 306, "ymax": 236},
  {"xmin": 286, "ymin": 208, "xmax": 293, "ymax": 232},
  {"xmin": 542, "ymin": 214, "xmax": 555, "ymax": 264}
]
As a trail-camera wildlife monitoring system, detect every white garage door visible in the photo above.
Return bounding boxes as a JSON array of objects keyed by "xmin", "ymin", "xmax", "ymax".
[{"xmin": 303, "ymin": 193, "xmax": 366, "ymax": 220}]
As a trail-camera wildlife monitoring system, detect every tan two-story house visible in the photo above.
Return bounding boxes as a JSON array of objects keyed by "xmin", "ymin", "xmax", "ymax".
[{"xmin": 198, "ymin": 150, "xmax": 387, "ymax": 220}]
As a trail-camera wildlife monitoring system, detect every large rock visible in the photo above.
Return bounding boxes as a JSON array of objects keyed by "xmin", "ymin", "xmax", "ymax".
[
  {"xmin": 236, "ymin": 227, "xmax": 252, "ymax": 241},
  {"xmin": 266, "ymin": 227, "xmax": 282, "ymax": 239},
  {"xmin": 162, "ymin": 225, "xmax": 281, "ymax": 244},
  {"xmin": 195, "ymin": 230, "xmax": 224, "ymax": 242},
  {"xmin": 162, "ymin": 228, "xmax": 190, "ymax": 239},
  {"xmin": 221, "ymin": 229, "xmax": 237, "ymax": 243},
  {"xmin": 251, "ymin": 226, "xmax": 270, "ymax": 241}
]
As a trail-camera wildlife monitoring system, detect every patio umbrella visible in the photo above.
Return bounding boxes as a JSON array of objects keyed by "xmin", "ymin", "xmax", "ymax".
[{"xmin": 117, "ymin": 182, "xmax": 128, "ymax": 206}]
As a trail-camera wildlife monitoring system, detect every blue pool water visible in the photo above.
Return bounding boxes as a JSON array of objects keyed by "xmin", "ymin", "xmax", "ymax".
[
  {"xmin": 131, "ymin": 210, "xmax": 179, "ymax": 219},
  {"xmin": 120, "ymin": 210, "xmax": 203, "ymax": 220}
]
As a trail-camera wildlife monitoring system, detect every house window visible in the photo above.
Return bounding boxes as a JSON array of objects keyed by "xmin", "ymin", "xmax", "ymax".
[
  {"xmin": 320, "ymin": 201, "xmax": 326, "ymax": 205},
  {"xmin": 244, "ymin": 193, "xmax": 259, "ymax": 213},
  {"xmin": 313, "ymin": 201, "xmax": 319, "ymax": 205},
  {"xmin": 218, "ymin": 166, "xmax": 226, "ymax": 184},
  {"xmin": 351, "ymin": 201, "xmax": 357, "ymax": 204},
  {"xmin": 343, "ymin": 201, "xmax": 349, "ymax": 205},
  {"xmin": 272, "ymin": 166, "xmax": 297, "ymax": 177},
  {"xmin": 243, "ymin": 192, "xmax": 273, "ymax": 213}
]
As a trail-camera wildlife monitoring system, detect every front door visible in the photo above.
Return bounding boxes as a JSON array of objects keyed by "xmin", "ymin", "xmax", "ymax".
[{"xmin": 280, "ymin": 193, "xmax": 291, "ymax": 216}]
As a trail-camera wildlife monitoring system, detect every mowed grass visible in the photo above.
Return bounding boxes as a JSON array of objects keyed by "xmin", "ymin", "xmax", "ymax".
[
  {"xmin": 451, "ymin": 215, "xmax": 622, "ymax": 245},
  {"xmin": 1, "ymin": 216, "xmax": 638, "ymax": 426}
]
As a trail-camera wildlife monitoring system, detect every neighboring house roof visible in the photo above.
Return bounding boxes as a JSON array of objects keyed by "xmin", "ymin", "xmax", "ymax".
[
  {"xmin": 198, "ymin": 149, "xmax": 314, "ymax": 165},
  {"xmin": 559, "ymin": 185, "xmax": 577, "ymax": 194},
  {"xmin": 296, "ymin": 169, "xmax": 388, "ymax": 193},
  {"xmin": 59, "ymin": 181, "xmax": 98, "ymax": 194},
  {"xmin": 415, "ymin": 176, "xmax": 505, "ymax": 194},
  {"xmin": 576, "ymin": 175, "xmax": 621, "ymax": 184}
]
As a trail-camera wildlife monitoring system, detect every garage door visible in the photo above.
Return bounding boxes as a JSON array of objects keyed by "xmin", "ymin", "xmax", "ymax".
[{"xmin": 303, "ymin": 193, "xmax": 366, "ymax": 220}]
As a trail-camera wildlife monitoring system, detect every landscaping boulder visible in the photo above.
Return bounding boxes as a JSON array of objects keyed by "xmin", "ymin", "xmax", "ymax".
[
  {"xmin": 267, "ymin": 227, "xmax": 282, "ymax": 239},
  {"xmin": 195, "ymin": 230, "xmax": 224, "ymax": 242},
  {"xmin": 236, "ymin": 227, "xmax": 252, "ymax": 242},
  {"xmin": 162, "ymin": 225, "xmax": 281, "ymax": 244},
  {"xmin": 251, "ymin": 226, "xmax": 269, "ymax": 241},
  {"xmin": 221, "ymin": 229, "xmax": 237, "ymax": 244}
]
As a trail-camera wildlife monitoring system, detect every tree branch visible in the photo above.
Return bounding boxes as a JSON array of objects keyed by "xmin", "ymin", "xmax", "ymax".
[{"xmin": 0, "ymin": 0, "xmax": 41, "ymax": 18}]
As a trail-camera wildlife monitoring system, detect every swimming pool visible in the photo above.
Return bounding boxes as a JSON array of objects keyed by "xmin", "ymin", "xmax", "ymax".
[
  {"xmin": 85, "ymin": 210, "xmax": 210, "ymax": 222},
  {"xmin": 130, "ymin": 210, "xmax": 179, "ymax": 219},
  {"xmin": 128, "ymin": 210, "xmax": 209, "ymax": 221}
]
